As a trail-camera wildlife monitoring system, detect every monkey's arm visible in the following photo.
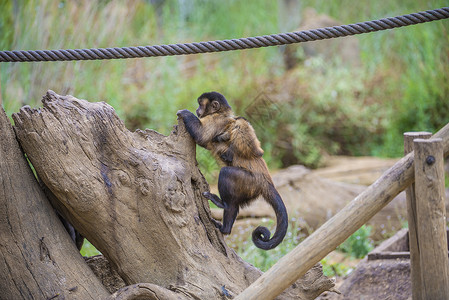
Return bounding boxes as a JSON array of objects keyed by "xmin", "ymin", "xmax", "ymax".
[
  {"xmin": 231, "ymin": 118, "xmax": 264, "ymax": 158},
  {"xmin": 220, "ymin": 148, "xmax": 234, "ymax": 164},
  {"xmin": 177, "ymin": 109, "xmax": 215, "ymax": 148},
  {"xmin": 212, "ymin": 131, "xmax": 230, "ymax": 143}
]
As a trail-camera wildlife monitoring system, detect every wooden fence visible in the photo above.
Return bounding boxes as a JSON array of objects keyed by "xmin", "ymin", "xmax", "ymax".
[{"xmin": 236, "ymin": 123, "xmax": 449, "ymax": 300}]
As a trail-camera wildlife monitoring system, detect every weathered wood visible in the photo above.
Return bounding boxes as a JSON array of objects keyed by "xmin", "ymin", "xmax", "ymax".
[
  {"xmin": 0, "ymin": 65, "xmax": 2, "ymax": 105},
  {"xmin": 0, "ymin": 106, "xmax": 109, "ymax": 299},
  {"xmin": 404, "ymin": 131, "xmax": 431, "ymax": 300},
  {"xmin": 414, "ymin": 138, "xmax": 449, "ymax": 300},
  {"xmin": 236, "ymin": 122, "xmax": 449, "ymax": 300},
  {"xmin": 106, "ymin": 283, "xmax": 183, "ymax": 300},
  {"xmin": 367, "ymin": 251, "xmax": 412, "ymax": 260},
  {"xmin": 11, "ymin": 91, "xmax": 334, "ymax": 299}
]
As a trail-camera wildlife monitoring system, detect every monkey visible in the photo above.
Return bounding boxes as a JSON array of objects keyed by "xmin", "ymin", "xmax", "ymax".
[
  {"xmin": 39, "ymin": 178, "xmax": 84, "ymax": 250},
  {"xmin": 177, "ymin": 91, "xmax": 288, "ymax": 250},
  {"xmin": 57, "ymin": 211, "xmax": 84, "ymax": 250}
]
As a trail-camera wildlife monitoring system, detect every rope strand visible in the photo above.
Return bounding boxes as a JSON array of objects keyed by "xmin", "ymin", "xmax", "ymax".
[{"xmin": 1, "ymin": 7, "xmax": 448, "ymax": 63}]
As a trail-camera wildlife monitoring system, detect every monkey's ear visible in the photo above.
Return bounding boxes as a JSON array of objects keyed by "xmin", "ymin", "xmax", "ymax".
[{"xmin": 211, "ymin": 100, "xmax": 221, "ymax": 111}]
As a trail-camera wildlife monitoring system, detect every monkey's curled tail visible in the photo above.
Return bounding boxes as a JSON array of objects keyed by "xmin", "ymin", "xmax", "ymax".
[{"xmin": 252, "ymin": 184, "xmax": 288, "ymax": 250}]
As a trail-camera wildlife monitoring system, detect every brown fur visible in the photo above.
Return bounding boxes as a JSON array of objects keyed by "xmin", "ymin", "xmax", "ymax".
[{"xmin": 177, "ymin": 92, "xmax": 287, "ymax": 250}]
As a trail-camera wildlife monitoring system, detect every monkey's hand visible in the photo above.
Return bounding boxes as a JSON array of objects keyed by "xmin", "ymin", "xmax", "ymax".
[
  {"xmin": 220, "ymin": 149, "xmax": 233, "ymax": 164},
  {"xmin": 176, "ymin": 109, "xmax": 194, "ymax": 119},
  {"xmin": 212, "ymin": 132, "xmax": 230, "ymax": 143}
]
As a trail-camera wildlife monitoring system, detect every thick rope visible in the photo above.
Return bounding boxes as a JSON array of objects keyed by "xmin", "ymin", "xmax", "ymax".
[{"xmin": 1, "ymin": 7, "xmax": 448, "ymax": 63}]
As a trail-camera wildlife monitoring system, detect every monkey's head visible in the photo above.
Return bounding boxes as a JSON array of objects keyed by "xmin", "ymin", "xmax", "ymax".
[{"xmin": 196, "ymin": 92, "xmax": 232, "ymax": 118}]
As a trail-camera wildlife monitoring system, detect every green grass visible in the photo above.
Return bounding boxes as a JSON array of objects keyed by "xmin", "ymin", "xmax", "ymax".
[
  {"xmin": 80, "ymin": 239, "xmax": 101, "ymax": 257},
  {"xmin": 337, "ymin": 225, "xmax": 374, "ymax": 259},
  {"xmin": 236, "ymin": 219, "xmax": 373, "ymax": 275},
  {"xmin": 321, "ymin": 257, "xmax": 353, "ymax": 278},
  {"xmin": 235, "ymin": 218, "xmax": 310, "ymax": 272}
]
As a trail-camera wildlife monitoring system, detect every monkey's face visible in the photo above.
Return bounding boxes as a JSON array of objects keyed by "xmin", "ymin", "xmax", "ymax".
[{"xmin": 196, "ymin": 97, "xmax": 221, "ymax": 118}]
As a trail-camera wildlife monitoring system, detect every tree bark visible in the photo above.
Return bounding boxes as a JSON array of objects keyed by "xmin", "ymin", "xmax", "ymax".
[
  {"xmin": 6, "ymin": 91, "xmax": 334, "ymax": 299},
  {"xmin": 0, "ymin": 105, "xmax": 109, "ymax": 299}
]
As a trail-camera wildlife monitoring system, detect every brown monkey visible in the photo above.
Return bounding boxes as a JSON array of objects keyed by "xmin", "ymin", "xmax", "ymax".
[{"xmin": 177, "ymin": 92, "xmax": 288, "ymax": 250}]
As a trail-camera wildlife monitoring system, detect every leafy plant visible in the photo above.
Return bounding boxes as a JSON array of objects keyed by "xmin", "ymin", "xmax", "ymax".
[
  {"xmin": 235, "ymin": 218, "xmax": 359, "ymax": 276},
  {"xmin": 337, "ymin": 225, "xmax": 374, "ymax": 259},
  {"xmin": 2, "ymin": 0, "xmax": 448, "ymax": 168},
  {"xmin": 80, "ymin": 239, "xmax": 101, "ymax": 257},
  {"xmin": 320, "ymin": 257, "xmax": 352, "ymax": 278},
  {"xmin": 235, "ymin": 218, "xmax": 309, "ymax": 272}
]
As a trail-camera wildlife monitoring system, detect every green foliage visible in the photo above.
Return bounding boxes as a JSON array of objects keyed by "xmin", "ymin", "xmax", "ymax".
[
  {"xmin": 1, "ymin": 0, "xmax": 448, "ymax": 170},
  {"xmin": 236, "ymin": 218, "xmax": 309, "ymax": 271},
  {"xmin": 252, "ymin": 59, "xmax": 384, "ymax": 168},
  {"xmin": 80, "ymin": 239, "xmax": 101, "ymax": 257},
  {"xmin": 235, "ymin": 219, "xmax": 368, "ymax": 275},
  {"xmin": 301, "ymin": 0, "xmax": 449, "ymax": 158},
  {"xmin": 320, "ymin": 257, "xmax": 352, "ymax": 278},
  {"xmin": 337, "ymin": 225, "xmax": 374, "ymax": 259}
]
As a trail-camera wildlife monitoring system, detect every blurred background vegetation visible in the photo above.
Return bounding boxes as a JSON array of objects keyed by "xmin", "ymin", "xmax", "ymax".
[{"xmin": 1, "ymin": 0, "xmax": 448, "ymax": 178}]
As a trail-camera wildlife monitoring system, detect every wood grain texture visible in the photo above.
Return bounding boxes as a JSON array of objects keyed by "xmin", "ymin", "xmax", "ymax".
[
  {"xmin": 0, "ymin": 106, "xmax": 109, "ymax": 299},
  {"xmin": 414, "ymin": 138, "xmax": 449, "ymax": 300},
  {"xmin": 404, "ymin": 132, "xmax": 431, "ymax": 300}
]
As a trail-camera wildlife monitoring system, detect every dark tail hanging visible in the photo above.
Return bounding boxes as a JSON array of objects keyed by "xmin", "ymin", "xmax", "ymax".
[{"xmin": 252, "ymin": 184, "xmax": 288, "ymax": 250}]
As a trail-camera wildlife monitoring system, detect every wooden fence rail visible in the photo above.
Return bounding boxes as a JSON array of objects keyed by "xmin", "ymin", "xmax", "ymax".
[{"xmin": 236, "ymin": 122, "xmax": 449, "ymax": 300}]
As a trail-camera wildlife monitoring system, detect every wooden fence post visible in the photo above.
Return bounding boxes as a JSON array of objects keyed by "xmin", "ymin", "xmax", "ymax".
[
  {"xmin": 404, "ymin": 132, "xmax": 432, "ymax": 300},
  {"xmin": 414, "ymin": 138, "xmax": 449, "ymax": 300}
]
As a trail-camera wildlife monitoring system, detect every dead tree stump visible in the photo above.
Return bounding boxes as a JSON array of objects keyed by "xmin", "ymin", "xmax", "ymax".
[
  {"xmin": 3, "ymin": 91, "xmax": 334, "ymax": 299},
  {"xmin": 0, "ymin": 104, "xmax": 109, "ymax": 299}
]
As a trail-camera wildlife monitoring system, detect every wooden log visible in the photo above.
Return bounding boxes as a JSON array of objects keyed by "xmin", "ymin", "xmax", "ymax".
[
  {"xmin": 236, "ymin": 122, "xmax": 449, "ymax": 300},
  {"xmin": 404, "ymin": 132, "xmax": 431, "ymax": 300},
  {"xmin": 414, "ymin": 138, "xmax": 449, "ymax": 299},
  {"xmin": 11, "ymin": 91, "xmax": 334, "ymax": 299},
  {"xmin": 0, "ymin": 106, "xmax": 109, "ymax": 299}
]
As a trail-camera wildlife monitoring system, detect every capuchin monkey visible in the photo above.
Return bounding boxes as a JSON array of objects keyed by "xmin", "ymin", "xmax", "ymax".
[
  {"xmin": 177, "ymin": 92, "xmax": 288, "ymax": 250},
  {"xmin": 39, "ymin": 179, "xmax": 84, "ymax": 250}
]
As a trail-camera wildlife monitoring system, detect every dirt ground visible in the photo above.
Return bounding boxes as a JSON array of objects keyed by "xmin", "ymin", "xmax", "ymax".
[
  {"xmin": 319, "ymin": 259, "xmax": 412, "ymax": 300},
  {"xmin": 318, "ymin": 229, "xmax": 414, "ymax": 300}
]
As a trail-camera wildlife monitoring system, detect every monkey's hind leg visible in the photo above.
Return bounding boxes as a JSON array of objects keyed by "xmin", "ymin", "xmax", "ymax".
[
  {"xmin": 203, "ymin": 192, "xmax": 226, "ymax": 230},
  {"xmin": 207, "ymin": 187, "xmax": 239, "ymax": 235},
  {"xmin": 220, "ymin": 205, "xmax": 239, "ymax": 235},
  {"xmin": 203, "ymin": 191, "xmax": 226, "ymax": 209},
  {"xmin": 216, "ymin": 166, "xmax": 259, "ymax": 235}
]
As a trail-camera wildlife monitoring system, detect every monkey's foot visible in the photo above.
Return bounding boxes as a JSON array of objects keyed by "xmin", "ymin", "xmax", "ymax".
[
  {"xmin": 211, "ymin": 218, "xmax": 222, "ymax": 229},
  {"xmin": 203, "ymin": 192, "xmax": 226, "ymax": 209}
]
